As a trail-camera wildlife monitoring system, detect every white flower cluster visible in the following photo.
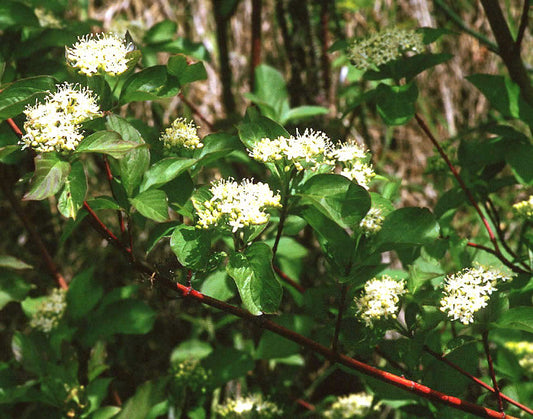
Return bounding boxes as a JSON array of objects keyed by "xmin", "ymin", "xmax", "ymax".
[
  {"xmin": 324, "ymin": 392, "xmax": 374, "ymax": 418},
  {"xmin": 360, "ymin": 207, "xmax": 385, "ymax": 236},
  {"xmin": 513, "ymin": 196, "xmax": 533, "ymax": 219},
  {"xmin": 348, "ymin": 27, "xmax": 424, "ymax": 71},
  {"xmin": 66, "ymin": 32, "xmax": 134, "ymax": 76},
  {"xmin": 355, "ymin": 275, "xmax": 407, "ymax": 327},
  {"xmin": 249, "ymin": 129, "xmax": 334, "ymax": 172},
  {"xmin": 333, "ymin": 140, "xmax": 375, "ymax": 189},
  {"xmin": 21, "ymin": 83, "xmax": 100, "ymax": 153},
  {"xmin": 440, "ymin": 265, "xmax": 513, "ymax": 325},
  {"xmin": 215, "ymin": 394, "xmax": 283, "ymax": 418},
  {"xmin": 504, "ymin": 341, "xmax": 533, "ymax": 374},
  {"xmin": 29, "ymin": 288, "xmax": 67, "ymax": 333},
  {"xmin": 194, "ymin": 178, "xmax": 282, "ymax": 233},
  {"xmin": 160, "ymin": 117, "xmax": 203, "ymax": 151}
]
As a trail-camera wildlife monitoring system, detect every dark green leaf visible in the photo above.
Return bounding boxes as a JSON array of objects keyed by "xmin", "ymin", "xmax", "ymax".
[
  {"xmin": 202, "ymin": 346, "xmax": 254, "ymax": 388},
  {"xmin": 255, "ymin": 315, "xmax": 312, "ymax": 359},
  {"xmin": 106, "ymin": 115, "xmax": 150, "ymax": 196},
  {"xmin": 297, "ymin": 174, "xmax": 371, "ymax": 229},
  {"xmin": 67, "ymin": 269, "xmax": 103, "ymax": 321},
  {"xmin": 0, "ymin": 1, "xmax": 39, "ymax": 30},
  {"xmin": 130, "ymin": 189, "xmax": 169, "ymax": 222},
  {"xmin": 116, "ymin": 380, "xmax": 166, "ymax": 419},
  {"xmin": 23, "ymin": 154, "xmax": 70, "ymax": 201},
  {"xmin": 153, "ymin": 38, "xmax": 210, "ymax": 61},
  {"xmin": 226, "ymin": 243, "xmax": 282, "ymax": 315},
  {"xmin": 0, "ymin": 76, "xmax": 56, "ymax": 120},
  {"xmin": 506, "ymin": 142, "xmax": 533, "ymax": 185},
  {"xmin": 246, "ymin": 64, "xmax": 289, "ymax": 123},
  {"xmin": 376, "ymin": 82, "xmax": 418, "ymax": 125},
  {"xmin": 170, "ymin": 224, "xmax": 212, "ymax": 270},
  {"xmin": 140, "ymin": 157, "xmax": 195, "ymax": 192},
  {"xmin": 375, "ymin": 207, "xmax": 440, "ymax": 250},
  {"xmin": 0, "ymin": 255, "xmax": 32, "ymax": 270},
  {"xmin": 144, "ymin": 20, "xmax": 177, "ymax": 44},
  {"xmin": 76, "ymin": 131, "xmax": 141, "ymax": 158},
  {"xmin": 365, "ymin": 53, "xmax": 452, "ymax": 82},
  {"xmin": 58, "ymin": 160, "xmax": 87, "ymax": 219},
  {"xmin": 167, "ymin": 54, "xmax": 208, "ymax": 86},
  {"xmin": 120, "ymin": 66, "xmax": 179, "ymax": 104},
  {"xmin": 0, "ymin": 145, "xmax": 21, "ymax": 163},
  {"xmin": 284, "ymin": 105, "xmax": 328, "ymax": 123},
  {"xmin": 170, "ymin": 340, "xmax": 213, "ymax": 365},
  {"xmin": 494, "ymin": 307, "xmax": 533, "ymax": 333},
  {"xmin": 238, "ymin": 109, "xmax": 290, "ymax": 149},
  {"xmin": 145, "ymin": 221, "xmax": 181, "ymax": 254},
  {"xmin": 0, "ymin": 272, "xmax": 33, "ymax": 310}
]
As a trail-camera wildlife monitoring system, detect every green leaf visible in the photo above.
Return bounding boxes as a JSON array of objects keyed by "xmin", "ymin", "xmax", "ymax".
[
  {"xmin": 91, "ymin": 407, "xmax": 122, "ymax": 419},
  {"xmin": 67, "ymin": 269, "xmax": 103, "ymax": 321},
  {"xmin": 130, "ymin": 189, "xmax": 168, "ymax": 222},
  {"xmin": 467, "ymin": 74, "xmax": 533, "ymax": 127},
  {"xmin": 140, "ymin": 157, "xmax": 195, "ymax": 192},
  {"xmin": 375, "ymin": 82, "xmax": 418, "ymax": 125},
  {"xmin": 226, "ymin": 243, "xmax": 282, "ymax": 315},
  {"xmin": 167, "ymin": 54, "xmax": 208, "ymax": 86},
  {"xmin": 23, "ymin": 154, "xmax": 71, "ymax": 201},
  {"xmin": 82, "ymin": 300, "xmax": 156, "ymax": 345},
  {"xmin": 0, "ymin": 1, "xmax": 39, "ymax": 30},
  {"xmin": 152, "ymin": 38, "xmax": 210, "ymax": 61},
  {"xmin": 494, "ymin": 307, "xmax": 533, "ymax": 333},
  {"xmin": 506, "ymin": 141, "xmax": 533, "ymax": 185},
  {"xmin": 255, "ymin": 315, "xmax": 312, "ymax": 359},
  {"xmin": 0, "ymin": 255, "xmax": 32, "ymax": 270},
  {"xmin": 194, "ymin": 133, "xmax": 242, "ymax": 166},
  {"xmin": 238, "ymin": 109, "xmax": 290, "ymax": 149},
  {"xmin": 144, "ymin": 20, "xmax": 177, "ymax": 44},
  {"xmin": 120, "ymin": 66, "xmax": 179, "ymax": 104},
  {"xmin": 170, "ymin": 224, "xmax": 212, "ymax": 270},
  {"xmin": 75, "ymin": 131, "xmax": 141, "ymax": 158},
  {"xmin": 284, "ymin": 105, "xmax": 328, "ymax": 123},
  {"xmin": 0, "ymin": 272, "xmax": 33, "ymax": 310},
  {"xmin": 106, "ymin": 115, "xmax": 150, "ymax": 196},
  {"xmin": 58, "ymin": 160, "xmax": 87, "ymax": 219},
  {"xmin": 0, "ymin": 76, "xmax": 56, "ymax": 120},
  {"xmin": 116, "ymin": 380, "xmax": 166, "ymax": 419},
  {"xmin": 374, "ymin": 207, "xmax": 440, "ymax": 250},
  {"xmin": 202, "ymin": 346, "xmax": 254, "ymax": 388},
  {"xmin": 297, "ymin": 174, "xmax": 371, "ymax": 229},
  {"xmin": 0, "ymin": 145, "xmax": 21, "ymax": 163},
  {"xmin": 365, "ymin": 53, "xmax": 452, "ymax": 82},
  {"xmin": 170, "ymin": 339, "xmax": 213, "ymax": 365}
]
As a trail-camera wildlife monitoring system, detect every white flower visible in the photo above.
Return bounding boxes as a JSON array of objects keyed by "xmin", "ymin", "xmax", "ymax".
[
  {"xmin": 355, "ymin": 275, "xmax": 407, "ymax": 327},
  {"xmin": 440, "ymin": 265, "xmax": 513, "ymax": 325},
  {"xmin": 329, "ymin": 140, "xmax": 367, "ymax": 162},
  {"xmin": 215, "ymin": 394, "xmax": 282, "ymax": 418},
  {"xmin": 324, "ymin": 393, "xmax": 374, "ymax": 418},
  {"xmin": 340, "ymin": 160, "xmax": 375, "ymax": 189},
  {"xmin": 66, "ymin": 32, "xmax": 134, "ymax": 76},
  {"xmin": 160, "ymin": 117, "xmax": 202, "ymax": 151},
  {"xmin": 29, "ymin": 288, "xmax": 67, "ymax": 333},
  {"xmin": 194, "ymin": 178, "xmax": 282, "ymax": 233},
  {"xmin": 249, "ymin": 129, "xmax": 334, "ymax": 172},
  {"xmin": 360, "ymin": 207, "xmax": 385, "ymax": 236},
  {"xmin": 348, "ymin": 27, "xmax": 424, "ymax": 71},
  {"xmin": 20, "ymin": 83, "xmax": 100, "ymax": 153},
  {"xmin": 513, "ymin": 196, "xmax": 533, "ymax": 219}
]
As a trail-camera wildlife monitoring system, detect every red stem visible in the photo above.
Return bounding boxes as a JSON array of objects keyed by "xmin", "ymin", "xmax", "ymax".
[
  {"xmin": 415, "ymin": 114, "xmax": 528, "ymax": 275},
  {"xmin": 295, "ymin": 398, "xmax": 315, "ymax": 411},
  {"xmin": 424, "ymin": 345, "xmax": 533, "ymax": 415},
  {"xmin": 7, "ymin": 118, "xmax": 23, "ymax": 138},
  {"xmin": 482, "ymin": 331, "xmax": 504, "ymax": 412},
  {"xmin": 82, "ymin": 205, "xmax": 522, "ymax": 418},
  {"xmin": 273, "ymin": 265, "xmax": 305, "ymax": 294},
  {"xmin": 103, "ymin": 156, "xmax": 126, "ymax": 234}
]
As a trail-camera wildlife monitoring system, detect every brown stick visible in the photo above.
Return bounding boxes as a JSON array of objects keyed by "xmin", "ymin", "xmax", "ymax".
[{"xmin": 250, "ymin": 0, "xmax": 262, "ymax": 91}]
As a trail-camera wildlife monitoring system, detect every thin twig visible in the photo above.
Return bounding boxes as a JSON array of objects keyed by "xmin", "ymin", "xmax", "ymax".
[
  {"xmin": 6, "ymin": 118, "xmax": 23, "ymax": 138},
  {"xmin": 103, "ymin": 156, "xmax": 125, "ymax": 234},
  {"xmin": 1, "ymin": 166, "xmax": 68, "ymax": 289},
  {"xmin": 424, "ymin": 345, "xmax": 533, "ymax": 415},
  {"xmin": 178, "ymin": 93, "xmax": 214, "ymax": 130},
  {"xmin": 331, "ymin": 283, "xmax": 347, "ymax": 353},
  {"xmin": 482, "ymin": 331, "xmax": 504, "ymax": 412},
  {"xmin": 273, "ymin": 265, "xmax": 305, "ymax": 294},
  {"xmin": 415, "ymin": 114, "xmax": 528, "ymax": 275}
]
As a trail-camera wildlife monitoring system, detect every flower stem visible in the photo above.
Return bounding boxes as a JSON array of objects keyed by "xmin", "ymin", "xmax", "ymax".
[{"xmin": 482, "ymin": 330, "xmax": 504, "ymax": 412}]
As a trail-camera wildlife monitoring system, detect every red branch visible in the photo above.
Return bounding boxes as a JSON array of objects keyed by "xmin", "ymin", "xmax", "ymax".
[
  {"xmin": 424, "ymin": 345, "xmax": 533, "ymax": 415},
  {"xmin": 103, "ymin": 156, "xmax": 126, "ymax": 234},
  {"xmin": 482, "ymin": 331, "xmax": 504, "ymax": 412},
  {"xmin": 6, "ymin": 118, "xmax": 23, "ymax": 138},
  {"xmin": 273, "ymin": 265, "xmax": 305, "ymax": 293},
  {"xmin": 415, "ymin": 114, "xmax": 528, "ymax": 275},
  {"xmin": 178, "ymin": 93, "xmax": 214, "ymax": 131},
  {"xmin": 82, "ymin": 205, "xmax": 523, "ymax": 418}
]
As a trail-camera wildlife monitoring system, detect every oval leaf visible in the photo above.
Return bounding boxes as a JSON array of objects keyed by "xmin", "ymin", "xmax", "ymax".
[
  {"xmin": 226, "ymin": 243, "xmax": 282, "ymax": 315},
  {"xmin": 58, "ymin": 160, "xmax": 87, "ymax": 219},
  {"xmin": 140, "ymin": 157, "xmax": 195, "ymax": 192},
  {"xmin": 0, "ymin": 76, "xmax": 56, "ymax": 120},
  {"xmin": 23, "ymin": 154, "xmax": 71, "ymax": 201},
  {"xmin": 170, "ymin": 224, "xmax": 212, "ymax": 270},
  {"xmin": 76, "ymin": 131, "xmax": 141, "ymax": 158},
  {"xmin": 130, "ymin": 189, "xmax": 169, "ymax": 222}
]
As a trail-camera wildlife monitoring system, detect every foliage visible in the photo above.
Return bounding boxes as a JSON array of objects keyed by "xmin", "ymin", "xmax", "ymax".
[{"xmin": 0, "ymin": 1, "xmax": 532, "ymax": 418}]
